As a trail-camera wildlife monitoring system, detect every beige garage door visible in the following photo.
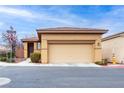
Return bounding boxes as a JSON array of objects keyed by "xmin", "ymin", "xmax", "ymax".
[{"xmin": 49, "ymin": 44, "xmax": 93, "ymax": 64}]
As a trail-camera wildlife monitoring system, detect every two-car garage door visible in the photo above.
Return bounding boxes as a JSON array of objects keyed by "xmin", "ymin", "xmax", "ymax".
[{"xmin": 49, "ymin": 44, "xmax": 93, "ymax": 64}]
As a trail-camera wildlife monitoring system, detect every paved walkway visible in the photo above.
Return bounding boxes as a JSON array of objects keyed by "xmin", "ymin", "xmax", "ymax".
[
  {"xmin": 0, "ymin": 59, "xmax": 101, "ymax": 67},
  {"xmin": 1, "ymin": 59, "xmax": 124, "ymax": 68}
]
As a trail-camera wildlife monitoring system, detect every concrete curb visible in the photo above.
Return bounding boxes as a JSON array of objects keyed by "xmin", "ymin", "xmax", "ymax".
[
  {"xmin": 0, "ymin": 62, "xmax": 101, "ymax": 67},
  {"xmin": 0, "ymin": 58, "xmax": 101, "ymax": 67},
  {"xmin": 102, "ymin": 64, "xmax": 124, "ymax": 68}
]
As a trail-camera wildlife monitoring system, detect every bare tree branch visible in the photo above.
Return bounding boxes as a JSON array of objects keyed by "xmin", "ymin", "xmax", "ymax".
[{"xmin": 2, "ymin": 26, "xmax": 18, "ymax": 53}]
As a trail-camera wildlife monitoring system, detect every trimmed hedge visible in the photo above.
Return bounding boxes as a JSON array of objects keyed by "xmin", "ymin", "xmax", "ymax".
[{"xmin": 30, "ymin": 52, "xmax": 41, "ymax": 63}]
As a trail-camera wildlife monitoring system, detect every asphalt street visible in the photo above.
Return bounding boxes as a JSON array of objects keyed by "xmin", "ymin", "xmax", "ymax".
[{"xmin": 0, "ymin": 66, "xmax": 124, "ymax": 88}]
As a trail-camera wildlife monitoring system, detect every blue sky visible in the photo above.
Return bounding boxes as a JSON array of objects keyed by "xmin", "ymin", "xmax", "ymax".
[{"xmin": 0, "ymin": 5, "xmax": 124, "ymax": 43}]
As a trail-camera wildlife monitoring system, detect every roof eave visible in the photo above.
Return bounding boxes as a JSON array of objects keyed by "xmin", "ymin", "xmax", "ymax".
[
  {"xmin": 36, "ymin": 30, "xmax": 108, "ymax": 34},
  {"xmin": 102, "ymin": 32, "xmax": 124, "ymax": 42},
  {"xmin": 21, "ymin": 39, "xmax": 39, "ymax": 42}
]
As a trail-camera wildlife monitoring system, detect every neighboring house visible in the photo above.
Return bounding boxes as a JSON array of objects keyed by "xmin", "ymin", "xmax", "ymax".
[
  {"xmin": 15, "ymin": 44, "xmax": 24, "ymax": 58},
  {"xmin": 22, "ymin": 27, "xmax": 108, "ymax": 64},
  {"xmin": 102, "ymin": 32, "xmax": 124, "ymax": 63},
  {"xmin": 0, "ymin": 45, "xmax": 9, "ymax": 54},
  {"xmin": 0, "ymin": 43, "xmax": 24, "ymax": 57}
]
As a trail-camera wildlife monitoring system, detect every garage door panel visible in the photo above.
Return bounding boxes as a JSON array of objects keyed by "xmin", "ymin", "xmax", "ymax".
[{"xmin": 49, "ymin": 44, "xmax": 93, "ymax": 64}]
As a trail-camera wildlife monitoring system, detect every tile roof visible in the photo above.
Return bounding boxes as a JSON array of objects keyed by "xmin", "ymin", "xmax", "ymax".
[
  {"xmin": 102, "ymin": 32, "xmax": 124, "ymax": 41},
  {"xmin": 22, "ymin": 27, "xmax": 108, "ymax": 42},
  {"xmin": 21, "ymin": 37, "xmax": 39, "ymax": 42},
  {"xmin": 37, "ymin": 27, "xmax": 108, "ymax": 34}
]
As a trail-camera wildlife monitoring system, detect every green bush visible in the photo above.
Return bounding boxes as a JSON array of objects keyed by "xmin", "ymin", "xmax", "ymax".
[
  {"xmin": 95, "ymin": 59, "xmax": 108, "ymax": 65},
  {"xmin": 0, "ymin": 52, "xmax": 15, "ymax": 62},
  {"xmin": 7, "ymin": 52, "xmax": 15, "ymax": 58},
  {"xmin": 30, "ymin": 52, "xmax": 41, "ymax": 63},
  {"xmin": 0, "ymin": 57, "xmax": 7, "ymax": 62},
  {"xmin": 0, "ymin": 53, "xmax": 6, "ymax": 57}
]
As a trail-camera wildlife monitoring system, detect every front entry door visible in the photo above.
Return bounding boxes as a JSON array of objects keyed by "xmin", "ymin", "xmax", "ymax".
[{"xmin": 28, "ymin": 43, "xmax": 34, "ymax": 57}]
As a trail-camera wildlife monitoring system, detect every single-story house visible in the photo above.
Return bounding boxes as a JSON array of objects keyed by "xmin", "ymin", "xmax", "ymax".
[
  {"xmin": 102, "ymin": 32, "xmax": 124, "ymax": 63},
  {"xmin": 22, "ymin": 27, "xmax": 108, "ymax": 64}
]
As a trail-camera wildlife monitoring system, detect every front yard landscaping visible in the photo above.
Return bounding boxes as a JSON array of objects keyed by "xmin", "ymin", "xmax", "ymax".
[
  {"xmin": 0, "ymin": 52, "xmax": 15, "ymax": 62},
  {"xmin": 30, "ymin": 52, "xmax": 41, "ymax": 63},
  {"xmin": 95, "ymin": 59, "xmax": 108, "ymax": 65}
]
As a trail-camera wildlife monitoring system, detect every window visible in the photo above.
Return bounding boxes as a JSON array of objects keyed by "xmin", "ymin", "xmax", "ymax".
[{"xmin": 37, "ymin": 42, "xmax": 41, "ymax": 49}]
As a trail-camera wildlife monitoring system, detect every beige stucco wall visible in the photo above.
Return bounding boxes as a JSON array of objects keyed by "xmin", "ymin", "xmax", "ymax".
[
  {"xmin": 41, "ymin": 33, "xmax": 102, "ymax": 64},
  {"xmin": 41, "ymin": 39, "xmax": 48, "ymax": 64},
  {"xmin": 94, "ymin": 39, "xmax": 102, "ymax": 62},
  {"xmin": 23, "ymin": 42, "xmax": 41, "ymax": 58},
  {"xmin": 23, "ymin": 42, "xmax": 28, "ymax": 58},
  {"xmin": 34, "ymin": 42, "xmax": 41, "ymax": 53},
  {"xmin": 23, "ymin": 33, "xmax": 103, "ymax": 64},
  {"xmin": 42, "ymin": 34, "xmax": 101, "ymax": 40},
  {"xmin": 102, "ymin": 36, "xmax": 124, "ymax": 63}
]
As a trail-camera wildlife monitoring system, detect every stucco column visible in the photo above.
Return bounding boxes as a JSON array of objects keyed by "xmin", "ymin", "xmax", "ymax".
[
  {"xmin": 94, "ymin": 39, "xmax": 102, "ymax": 62},
  {"xmin": 34, "ymin": 42, "xmax": 37, "ymax": 52},
  {"xmin": 23, "ymin": 42, "xmax": 28, "ymax": 58},
  {"xmin": 41, "ymin": 39, "xmax": 48, "ymax": 64}
]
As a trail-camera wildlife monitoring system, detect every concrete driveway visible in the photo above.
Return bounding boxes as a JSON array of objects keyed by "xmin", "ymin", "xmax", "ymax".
[{"xmin": 0, "ymin": 66, "xmax": 124, "ymax": 88}]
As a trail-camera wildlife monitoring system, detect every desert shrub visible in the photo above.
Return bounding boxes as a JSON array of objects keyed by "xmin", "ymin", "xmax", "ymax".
[
  {"xmin": 102, "ymin": 59, "xmax": 108, "ymax": 64},
  {"xmin": 95, "ymin": 59, "xmax": 108, "ymax": 65},
  {"xmin": 30, "ymin": 52, "xmax": 41, "ymax": 63}
]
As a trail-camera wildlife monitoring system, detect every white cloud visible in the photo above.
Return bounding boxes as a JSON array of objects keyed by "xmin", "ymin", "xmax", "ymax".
[
  {"xmin": 0, "ymin": 6, "xmax": 35, "ymax": 18},
  {"xmin": 35, "ymin": 6, "xmax": 90, "ymax": 27},
  {"xmin": 1, "ymin": 6, "xmax": 124, "ymax": 37},
  {"xmin": 0, "ymin": 6, "xmax": 74, "ymax": 25},
  {"xmin": 85, "ymin": 6, "xmax": 124, "ymax": 37},
  {"xmin": 0, "ymin": 6, "xmax": 90, "ymax": 26},
  {"xmin": 0, "ymin": 22, "xmax": 4, "ymax": 27}
]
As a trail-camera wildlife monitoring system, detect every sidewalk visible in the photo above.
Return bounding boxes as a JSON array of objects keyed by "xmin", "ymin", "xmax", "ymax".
[
  {"xmin": 103, "ymin": 64, "xmax": 124, "ymax": 68},
  {"xmin": 0, "ymin": 59, "xmax": 101, "ymax": 67}
]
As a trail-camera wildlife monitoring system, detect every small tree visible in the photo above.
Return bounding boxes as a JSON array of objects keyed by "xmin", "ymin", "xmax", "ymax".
[{"xmin": 2, "ymin": 26, "xmax": 18, "ymax": 57}]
